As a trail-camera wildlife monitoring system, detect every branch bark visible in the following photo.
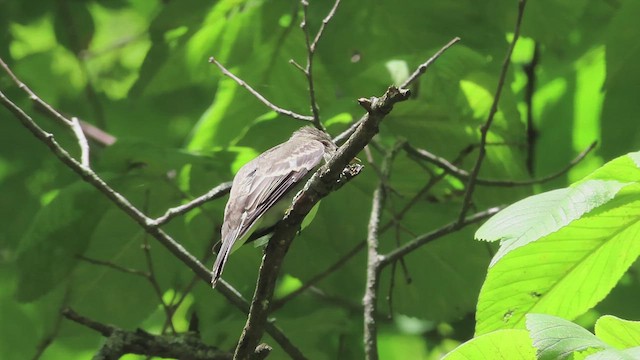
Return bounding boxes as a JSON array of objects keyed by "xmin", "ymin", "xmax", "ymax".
[
  {"xmin": 233, "ymin": 86, "xmax": 411, "ymax": 360},
  {"xmin": 0, "ymin": 82, "xmax": 305, "ymax": 360},
  {"xmin": 63, "ymin": 308, "xmax": 233, "ymax": 360},
  {"xmin": 404, "ymin": 141, "xmax": 597, "ymax": 187},
  {"xmin": 362, "ymin": 145, "xmax": 398, "ymax": 360}
]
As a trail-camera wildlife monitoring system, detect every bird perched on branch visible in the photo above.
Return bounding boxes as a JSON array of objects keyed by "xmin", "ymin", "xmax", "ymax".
[{"xmin": 211, "ymin": 126, "xmax": 337, "ymax": 288}]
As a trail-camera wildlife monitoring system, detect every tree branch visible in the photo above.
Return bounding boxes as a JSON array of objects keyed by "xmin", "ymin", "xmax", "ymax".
[
  {"xmin": 69, "ymin": 117, "xmax": 91, "ymax": 166},
  {"xmin": 297, "ymin": 0, "xmax": 342, "ymax": 129},
  {"xmin": 363, "ymin": 147, "xmax": 397, "ymax": 360},
  {"xmin": 380, "ymin": 206, "xmax": 502, "ymax": 267},
  {"xmin": 208, "ymin": 56, "xmax": 314, "ymax": 122},
  {"xmin": 62, "ymin": 308, "xmax": 233, "ymax": 360},
  {"xmin": 232, "ymin": 86, "xmax": 411, "ymax": 360},
  {"xmin": 333, "ymin": 37, "xmax": 459, "ymax": 145},
  {"xmin": 270, "ymin": 240, "xmax": 365, "ymax": 312},
  {"xmin": 404, "ymin": 141, "xmax": 597, "ymax": 187},
  {"xmin": 78, "ymin": 254, "xmax": 148, "ymax": 278},
  {"xmin": 149, "ymin": 181, "xmax": 232, "ymax": 226},
  {"xmin": 458, "ymin": 0, "xmax": 527, "ymax": 223},
  {"xmin": 0, "ymin": 88, "xmax": 306, "ymax": 360},
  {"xmin": 272, "ymin": 143, "xmax": 476, "ymax": 309},
  {"xmin": 400, "ymin": 37, "xmax": 461, "ymax": 89}
]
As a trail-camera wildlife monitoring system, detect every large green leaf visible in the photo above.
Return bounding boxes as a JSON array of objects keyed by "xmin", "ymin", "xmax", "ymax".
[
  {"xmin": 15, "ymin": 182, "xmax": 110, "ymax": 302},
  {"xmin": 441, "ymin": 329, "xmax": 535, "ymax": 360},
  {"xmin": 594, "ymin": 315, "xmax": 640, "ymax": 349},
  {"xmin": 526, "ymin": 314, "xmax": 609, "ymax": 360},
  {"xmin": 525, "ymin": 314, "xmax": 640, "ymax": 360},
  {"xmin": 477, "ymin": 180, "xmax": 627, "ymax": 266},
  {"xmin": 475, "ymin": 152, "xmax": 640, "ymax": 335},
  {"xmin": 477, "ymin": 152, "xmax": 640, "ymax": 266}
]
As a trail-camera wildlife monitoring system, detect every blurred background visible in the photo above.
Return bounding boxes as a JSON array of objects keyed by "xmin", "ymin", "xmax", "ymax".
[{"xmin": 1, "ymin": 0, "xmax": 639, "ymax": 359}]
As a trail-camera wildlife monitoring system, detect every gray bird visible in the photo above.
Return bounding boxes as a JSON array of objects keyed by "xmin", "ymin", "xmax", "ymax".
[{"xmin": 211, "ymin": 126, "xmax": 337, "ymax": 288}]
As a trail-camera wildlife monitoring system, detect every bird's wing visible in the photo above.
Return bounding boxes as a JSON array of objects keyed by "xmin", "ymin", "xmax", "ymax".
[
  {"xmin": 220, "ymin": 139, "xmax": 327, "ymax": 248},
  {"xmin": 229, "ymin": 139, "xmax": 326, "ymax": 243},
  {"xmin": 211, "ymin": 139, "xmax": 326, "ymax": 287}
]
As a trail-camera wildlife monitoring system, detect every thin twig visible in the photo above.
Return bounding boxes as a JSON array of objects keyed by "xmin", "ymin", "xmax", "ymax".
[
  {"xmin": 380, "ymin": 207, "xmax": 502, "ymax": 267},
  {"xmin": 0, "ymin": 58, "xmax": 72, "ymax": 127},
  {"xmin": 273, "ymin": 144, "xmax": 476, "ymax": 309},
  {"xmin": 78, "ymin": 255, "xmax": 148, "ymax": 277},
  {"xmin": 271, "ymin": 241, "xmax": 365, "ymax": 311},
  {"xmin": 70, "ymin": 117, "xmax": 90, "ymax": 167},
  {"xmin": 0, "ymin": 88, "xmax": 307, "ymax": 360},
  {"xmin": 0, "ymin": 58, "xmax": 97, "ymax": 165},
  {"xmin": 310, "ymin": 0, "xmax": 342, "ymax": 51},
  {"xmin": 300, "ymin": 0, "xmax": 321, "ymax": 127},
  {"xmin": 141, "ymin": 190, "xmax": 176, "ymax": 334},
  {"xmin": 458, "ymin": 0, "xmax": 527, "ymax": 223},
  {"xmin": 400, "ymin": 37, "xmax": 461, "ymax": 89},
  {"xmin": 333, "ymin": 37, "xmax": 459, "ymax": 145},
  {"xmin": 163, "ymin": 237, "xmax": 217, "ymax": 334},
  {"xmin": 208, "ymin": 56, "xmax": 314, "ymax": 122},
  {"xmin": 404, "ymin": 141, "xmax": 597, "ymax": 187},
  {"xmin": 297, "ymin": 0, "xmax": 342, "ymax": 129},
  {"xmin": 150, "ymin": 181, "xmax": 231, "ymax": 226}
]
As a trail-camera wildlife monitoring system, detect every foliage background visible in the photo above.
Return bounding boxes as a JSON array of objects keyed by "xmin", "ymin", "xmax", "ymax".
[{"xmin": 1, "ymin": 0, "xmax": 639, "ymax": 359}]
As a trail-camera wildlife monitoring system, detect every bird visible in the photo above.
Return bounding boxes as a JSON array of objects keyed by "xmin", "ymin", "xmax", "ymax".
[{"xmin": 211, "ymin": 126, "xmax": 337, "ymax": 288}]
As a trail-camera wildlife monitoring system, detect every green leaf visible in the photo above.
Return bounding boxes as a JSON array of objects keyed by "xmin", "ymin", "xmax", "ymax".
[
  {"xmin": 476, "ymin": 152, "xmax": 640, "ymax": 334},
  {"xmin": 477, "ymin": 151, "xmax": 640, "ymax": 266},
  {"xmin": 595, "ymin": 315, "xmax": 640, "ymax": 349},
  {"xmin": 53, "ymin": 2, "xmax": 95, "ymax": 53},
  {"xmin": 15, "ymin": 182, "xmax": 110, "ymax": 302},
  {"xmin": 477, "ymin": 180, "xmax": 627, "ymax": 266},
  {"xmin": 526, "ymin": 314, "xmax": 609, "ymax": 360},
  {"xmin": 585, "ymin": 348, "xmax": 640, "ymax": 360},
  {"xmin": 441, "ymin": 329, "xmax": 535, "ymax": 360},
  {"xmin": 476, "ymin": 183, "xmax": 640, "ymax": 335}
]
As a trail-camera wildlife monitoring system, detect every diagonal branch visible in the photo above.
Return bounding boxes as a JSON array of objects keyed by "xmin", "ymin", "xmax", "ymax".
[
  {"xmin": 150, "ymin": 181, "xmax": 232, "ymax": 226},
  {"xmin": 310, "ymin": 0, "xmax": 341, "ymax": 51},
  {"xmin": 270, "ymin": 240, "xmax": 365, "ymax": 312},
  {"xmin": 404, "ymin": 141, "xmax": 597, "ymax": 187},
  {"xmin": 233, "ymin": 86, "xmax": 411, "ymax": 360},
  {"xmin": 273, "ymin": 144, "xmax": 477, "ymax": 310},
  {"xmin": 1, "ymin": 57, "xmax": 92, "ymax": 166},
  {"xmin": 209, "ymin": 56, "xmax": 314, "ymax": 122},
  {"xmin": 380, "ymin": 206, "xmax": 502, "ymax": 267},
  {"xmin": 400, "ymin": 37, "xmax": 461, "ymax": 89},
  {"xmin": 0, "ymin": 88, "xmax": 306, "ymax": 360},
  {"xmin": 458, "ymin": 0, "xmax": 527, "ymax": 223},
  {"xmin": 333, "ymin": 37, "xmax": 459, "ymax": 145},
  {"xmin": 0, "ymin": 58, "xmax": 73, "ymax": 127}
]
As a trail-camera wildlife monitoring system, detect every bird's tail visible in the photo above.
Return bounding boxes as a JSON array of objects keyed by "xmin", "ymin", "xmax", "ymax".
[{"xmin": 211, "ymin": 240, "xmax": 233, "ymax": 288}]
